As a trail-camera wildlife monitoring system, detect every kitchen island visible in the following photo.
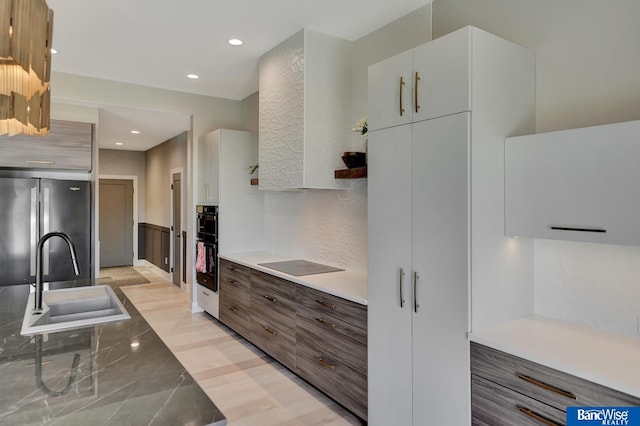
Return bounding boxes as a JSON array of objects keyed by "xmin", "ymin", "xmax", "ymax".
[{"xmin": 0, "ymin": 280, "xmax": 225, "ymax": 426}]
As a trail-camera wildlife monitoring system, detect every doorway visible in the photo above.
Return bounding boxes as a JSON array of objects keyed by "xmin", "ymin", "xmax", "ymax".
[
  {"xmin": 99, "ymin": 179, "xmax": 134, "ymax": 267},
  {"xmin": 171, "ymin": 170, "xmax": 182, "ymax": 287}
]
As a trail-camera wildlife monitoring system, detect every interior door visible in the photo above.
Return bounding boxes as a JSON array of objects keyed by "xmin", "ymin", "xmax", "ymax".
[
  {"xmin": 172, "ymin": 173, "xmax": 181, "ymax": 286},
  {"xmin": 367, "ymin": 124, "xmax": 414, "ymax": 426},
  {"xmin": 411, "ymin": 113, "xmax": 470, "ymax": 425},
  {"xmin": 99, "ymin": 179, "xmax": 133, "ymax": 267}
]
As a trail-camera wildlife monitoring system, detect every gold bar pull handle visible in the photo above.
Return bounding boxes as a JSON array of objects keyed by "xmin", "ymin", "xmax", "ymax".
[
  {"xmin": 315, "ymin": 300, "xmax": 335, "ymax": 310},
  {"xmin": 413, "ymin": 271, "xmax": 420, "ymax": 313},
  {"xmin": 399, "ymin": 76, "xmax": 406, "ymax": 116},
  {"xmin": 517, "ymin": 406, "xmax": 563, "ymax": 426},
  {"xmin": 315, "ymin": 357, "xmax": 336, "ymax": 370},
  {"xmin": 263, "ymin": 326, "xmax": 277, "ymax": 336},
  {"xmin": 226, "ymin": 278, "xmax": 239, "ymax": 287},
  {"xmin": 414, "ymin": 72, "xmax": 421, "ymax": 113},
  {"xmin": 399, "ymin": 268, "xmax": 406, "ymax": 308},
  {"xmin": 315, "ymin": 318, "xmax": 336, "ymax": 329},
  {"xmin": 226, "ymin": 305, "xmax": 238, "ymax": 313},
  {"xmin": 517, "ymin": 374, "xmax": 577, "ymax": 400}
]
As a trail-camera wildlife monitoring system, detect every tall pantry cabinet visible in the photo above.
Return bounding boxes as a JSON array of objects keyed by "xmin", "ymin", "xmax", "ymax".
[{"xmin": 367, "ymin": 26, "xmax": 535, "ymax": 425}]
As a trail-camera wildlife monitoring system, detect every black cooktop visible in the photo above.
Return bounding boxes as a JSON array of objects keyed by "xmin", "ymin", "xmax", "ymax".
[{"xmin": 258, "ymin": 260, "xmax": 344, "ymax": 276}]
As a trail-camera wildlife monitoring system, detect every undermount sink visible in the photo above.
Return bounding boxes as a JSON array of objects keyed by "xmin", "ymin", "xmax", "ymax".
[{"xmin": 21, "ymin": 285, "xmax": 130, "ymax": 336}]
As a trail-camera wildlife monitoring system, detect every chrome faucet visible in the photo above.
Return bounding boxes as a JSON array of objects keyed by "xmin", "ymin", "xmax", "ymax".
[{"xmin": 34, "ymin": 232, "xmax": 80, "ymax": 313}]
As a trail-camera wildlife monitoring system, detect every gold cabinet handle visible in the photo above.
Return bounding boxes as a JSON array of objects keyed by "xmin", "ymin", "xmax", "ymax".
[
  {"xmin": 399, "ymin": 268, "xmax": 406, "ymax": 308},
  {"xmin": 226, "ymin": 278, "xmax": 239, "ymax": 287},
  {"xmin": 263, "ymin": 295, "xmax": 277, "ymax": 303},
  {"xmin": 413, "ymin": 271, "xmax": 420, "ymax": 313},
  {"xmin": 226, "ymin": 305, "xmax": 238, "ymax": 313},
  {"xmin": 399, "ymin": 76, "xmax": 406, "ymax": 116},
  {"xmin": 315, "ymin": 318, "xmax": 336, "ymax": 329},
  {"xmin": 414, "ymin": 72, "xmax": 421, "ymax": 113},
  {"xmin": 262, "ymin": 326, "xmax": 277, "ymax": 336},
  {"xmin": 315, "ymin": 356, "xmax": 335, "ymax": 370},
  {"xmin": 229, "ymin": 266, "xmax": 238, "ymax": 272},
  {"xmin": 517, "ymin": 406, "xmax": 563, "ymax": 426},
  {"xmin": 517, "ymin": 374, "xmax": 577, "ymax": 400},
  {"xmin": 315, "ymin": 300, "xmax": 335, "ymax": 310}
]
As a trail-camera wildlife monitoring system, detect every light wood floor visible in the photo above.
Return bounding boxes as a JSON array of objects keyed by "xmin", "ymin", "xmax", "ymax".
[{"xmin": 120, "ymin": 268, "xmax": 362, "ymax": 426}]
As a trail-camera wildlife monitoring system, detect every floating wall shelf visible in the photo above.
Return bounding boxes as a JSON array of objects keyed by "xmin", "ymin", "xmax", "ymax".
[{"xmin": 334, "ymin": 167, "xmax": 367, "ymax": 179}]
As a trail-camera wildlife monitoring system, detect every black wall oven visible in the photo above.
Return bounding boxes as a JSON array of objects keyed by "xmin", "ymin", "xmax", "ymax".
[{"xmin": 195, "ymin": 205, "xmax": 218, "ymax": 292}]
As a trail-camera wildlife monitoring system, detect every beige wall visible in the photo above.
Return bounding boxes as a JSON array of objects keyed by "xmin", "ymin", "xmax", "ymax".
[
  {"xmin": 98, "ymin": 149, "xmax": 146, "ymax": 221},
  {"xmin": 240, "ymin": 92, "xmax": 259, "ymax": 132},
  {"xmin": 145, "ymin": 132, "xmax": 188, "ymax": 227},
  {"xmin": 432, "ymin": 0, "xmax": 640, "ymax": 132}
]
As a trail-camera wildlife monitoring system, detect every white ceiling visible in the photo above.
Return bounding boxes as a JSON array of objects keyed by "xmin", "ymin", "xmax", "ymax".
[{"xmin": 46, "ymin": 0, "xmax": 431, "ymax": 151}]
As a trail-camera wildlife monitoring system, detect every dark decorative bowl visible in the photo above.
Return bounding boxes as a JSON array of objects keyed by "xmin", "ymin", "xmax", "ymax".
[{"xmin": 341, "ymin": 151, "xmax": 366, "ymax": 169}]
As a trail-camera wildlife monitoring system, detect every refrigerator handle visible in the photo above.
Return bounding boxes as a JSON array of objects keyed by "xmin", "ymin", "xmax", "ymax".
[
  {"xmin": 30, "ymin": 187, "xmax": 38, "ymax": 276},
  {"xmin": 43, "ymin": 186, "xmax": 50, "ymax": 275}
]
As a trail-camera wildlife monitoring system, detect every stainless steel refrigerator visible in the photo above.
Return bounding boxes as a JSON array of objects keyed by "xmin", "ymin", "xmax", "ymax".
[{"xmin": 0, "ymin": 177, "xmax": 91, "ymax": 286}]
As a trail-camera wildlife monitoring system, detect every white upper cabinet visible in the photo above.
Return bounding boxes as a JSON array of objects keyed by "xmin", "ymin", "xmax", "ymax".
[
  {"xmin": 368, "ymin": 50, "xmax": 413, "ymax": 131},
  {"xmin": 259, "ymin": 28, "xmax": 352, "ymax": 190},
  {"xmin": 368, "ymin": 27, "xmax": 471, "ymax": 132},
  {"xmin": 505, "ymin": 120, "xmax": 640, "ymax": 246}
]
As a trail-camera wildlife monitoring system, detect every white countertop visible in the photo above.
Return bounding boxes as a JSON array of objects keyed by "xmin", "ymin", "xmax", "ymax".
[
  {"xmin": 469, "ymin": 315, "xmax": 640, "ymax": 398},
  {"xmin": 218, "ymin": 251, "xmax": 368, "ymax": 305}
]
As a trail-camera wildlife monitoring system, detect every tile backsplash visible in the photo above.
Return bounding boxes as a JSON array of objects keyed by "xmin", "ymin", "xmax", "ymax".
[
  {"xmin": 534, "ymin": 239, "xmax": 640, "ymax": 338},
  {"xmin": 262, "ymin": 180, "xmax": 368, "ymax": 273}
]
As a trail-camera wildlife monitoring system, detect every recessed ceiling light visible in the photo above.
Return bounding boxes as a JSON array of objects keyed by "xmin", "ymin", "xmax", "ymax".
[
  {"xmin": 187, "ymin": 74, "xmax": 199, "ymax": 79},
  {"xmin": 130, "ymin": 130, "xmax": 140, "ymax": 134},
  {"xmin": 51, "ymin": 48, "xmax": 58, "ymax": 54},
  {"xmin": 228, "ymin": 38, "xmax": 243, "ymax": 46},
  {"xmin": 115, "ymin": 142, "xmax": 124, "ymax": 146}
]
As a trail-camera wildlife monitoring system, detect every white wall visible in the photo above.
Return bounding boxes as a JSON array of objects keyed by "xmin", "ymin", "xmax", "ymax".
[
  {"xmin": 534, "ymin": 240, "xmax": 640, "ymax": 337},
  {"xmin": 261, "ymin": 6, "xmax": 432, "ymax": 273},
  {"xmin": 433, "ymin": 0, "xmax": 640, "ymax": 336}
]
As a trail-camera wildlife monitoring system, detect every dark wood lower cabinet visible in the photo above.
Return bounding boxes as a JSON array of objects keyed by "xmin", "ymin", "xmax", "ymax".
[
  {"xmin": 472, "ymin": 374, "xmax": 566, "ymax": 426},
  {"xmin": 217, "ymin": 260, "xmax": 368, "ymax": 421},
  {"xmin": 296, "ymin": 341, "xmax": 368, "ymax": 421},
  {"xmin": 219, "ymin": 260, "xmax": 252, "ymax": 339},
  {"xmin": 471, "ymin": 342, "xmax": 640, "ymax": 426}
]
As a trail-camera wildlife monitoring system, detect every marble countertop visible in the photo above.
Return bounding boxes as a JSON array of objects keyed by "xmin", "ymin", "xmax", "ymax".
[
  {"xmin": 218, "ymin": 251, "xmax": 368, "ymax": 305},
  {"xmin": 469, "ymin": 315, "xmax": 640, "ymax": 398},
  {"xmin": 0, "ymin": 280, "xmax": 225, "ymax": 426}
]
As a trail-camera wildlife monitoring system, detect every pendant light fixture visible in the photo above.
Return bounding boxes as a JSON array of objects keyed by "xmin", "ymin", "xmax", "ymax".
[{"xmin": 0, "ymin": 0, "xmax": 54, "ymax": 137}]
